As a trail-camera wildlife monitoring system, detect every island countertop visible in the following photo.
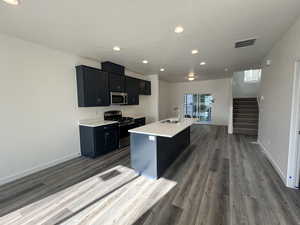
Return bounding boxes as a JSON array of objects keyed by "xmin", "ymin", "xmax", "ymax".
[{"xmin": 128, "ymin": 118, "xmax": 194, "ymax": 138}]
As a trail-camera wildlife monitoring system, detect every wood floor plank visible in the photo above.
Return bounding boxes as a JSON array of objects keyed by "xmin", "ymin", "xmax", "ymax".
[{"xmin": 1, "ymin": 125, "xmax": 300, "ymax": 225}]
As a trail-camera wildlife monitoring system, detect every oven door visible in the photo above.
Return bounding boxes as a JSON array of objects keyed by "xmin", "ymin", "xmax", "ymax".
[{"xmin": 111, "ymin": 92, "xmax": 128, "ymax": 105}]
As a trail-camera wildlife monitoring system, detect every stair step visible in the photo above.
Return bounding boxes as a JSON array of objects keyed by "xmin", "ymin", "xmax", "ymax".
[
  {"xmin": 233, "ymin": 98, "xmax": 257, "ymax": 101},
  {"xmin": 233, "ymin": 109, "xmax": 258, "ymax": 113},
  {"xmin": 234, "ymin": 104, "xmax": 258, "ymax": 108},
  {"xmin": 234, "ymin": 123, "xmax": 258, "ymax": 129},
  {"xmin": 233, "ymin": 117, "xmax": 258, "ymax": 123},
  {"xmin": 233, "ymin": 113, "xmax": 259, "ymax": 118},
  {"xmin": 233, "ymin": 128, "xmax": 258, "ymax": 136}
]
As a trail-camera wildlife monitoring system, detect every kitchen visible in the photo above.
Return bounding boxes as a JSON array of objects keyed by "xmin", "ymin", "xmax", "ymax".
[{"xmin": 77, "ymin": 61, "xmax": 193, "ymax": 177}]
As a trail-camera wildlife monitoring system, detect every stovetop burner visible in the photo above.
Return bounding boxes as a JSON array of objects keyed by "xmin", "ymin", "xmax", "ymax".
[{"xmin": 104, "ymin": 110, "xmax": 134, "ymax": 125}]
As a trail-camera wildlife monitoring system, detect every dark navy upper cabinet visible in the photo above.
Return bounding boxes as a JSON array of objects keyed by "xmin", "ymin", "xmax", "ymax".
[
  {"xmin": 76, "ymin": 65, "xmax": 110, "ymax": 107},
  {"xmin": 109, "ymin": 73, "xmax": 125, "ymax": 93},
  {"xmin": 126, "ymin": 76, "xmax": 139, "ymax": 105},
  {"xmin": 139, "ymin": 80, "xmax": 151, "ymax": 95},
  {"xmin": 101, "ymin": 61, "xmax": 125, "ymax": 75}
]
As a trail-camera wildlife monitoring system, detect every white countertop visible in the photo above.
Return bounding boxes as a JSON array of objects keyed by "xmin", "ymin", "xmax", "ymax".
[
  {"xmin": 79, "ymin": 119, "xmax": 118, "ymax": 127},
  {"xmin": 128, "ymin": 118, "xmax": 195, "ymax": 138}
]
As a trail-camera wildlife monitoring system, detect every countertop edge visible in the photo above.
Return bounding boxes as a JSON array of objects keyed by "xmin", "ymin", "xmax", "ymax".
[
  {"xmin": 129, "ymin": 130, "xmax": 173, "ymax": 138},
  {"xmin": 79, "ymin": 120, "xmax": 118, "ymax": 128}
]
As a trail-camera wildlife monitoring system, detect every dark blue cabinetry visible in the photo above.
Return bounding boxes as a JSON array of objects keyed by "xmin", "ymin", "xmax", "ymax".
[
  {"xmin": 76, "ymin": 65, "xmax": 110, "ymax": 107},
  {"xmin": 79, "ymin": 123, "xmax": 119, "ymax": 158}
]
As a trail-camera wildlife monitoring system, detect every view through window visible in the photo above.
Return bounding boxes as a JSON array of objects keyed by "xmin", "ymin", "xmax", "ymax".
[
  {"xmin": 184, "ymin": 94, "xmax": 213, "ymax": 122},
  {"xmin": 244, "ymin": 69, "xmax": 261, "ymax": 83}
]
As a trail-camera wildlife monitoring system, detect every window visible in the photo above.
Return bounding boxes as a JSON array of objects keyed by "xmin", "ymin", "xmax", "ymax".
[
  {"xmin": 184, "ymin": 94, "xmax": 213, "ymax": 122},
  {"xmin": 244, "ymin": 69, "xmax": 261, "ymax": 83}
]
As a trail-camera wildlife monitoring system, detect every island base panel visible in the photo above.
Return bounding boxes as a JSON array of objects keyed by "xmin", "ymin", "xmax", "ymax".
[
  {"xmin": 130, "ymin": 127, "xmax": 190, "ymax": 179},
  {"xmin": 130, "ymin": 133, "xmax": 158, "ymax": 179}
]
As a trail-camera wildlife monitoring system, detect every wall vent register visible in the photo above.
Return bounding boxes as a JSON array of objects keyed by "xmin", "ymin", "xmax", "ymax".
[{"xmin": 235, "ymin": 38, "xmax": 256, "ymax": 48}]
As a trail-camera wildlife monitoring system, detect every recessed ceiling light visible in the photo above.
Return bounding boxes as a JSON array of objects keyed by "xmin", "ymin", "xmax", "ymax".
[
  {"xmin": 224, "ymin": 68, "xmax": 229, "ymax": 72},
  {"xmin": 160, "ymin": 68, "xmax": 165, "ymax": 72},
  {"xmin": 200, "ymin": 61, "xmax": 206, "ymax": 66},
  {"xmin": 142, "ymin": 60, "xmax": 148, "ymax": 64},
  {"xmin": 113, "ymin": 46, "xmax": 121, "ymax": 51},
  {"xmin": 174, "ymin": 26, "xmax": 184, "ymax": 34},
  {"xmin": 188, "ymin": 77, "xmax": 195, "ymax": 81},
  {"xmin": 191, "ymin": 49, "xmax": 199, "ymax": 55},
  {"xmin": 2, "ymin": 0, "xmax": 20, "ymax": 5}
]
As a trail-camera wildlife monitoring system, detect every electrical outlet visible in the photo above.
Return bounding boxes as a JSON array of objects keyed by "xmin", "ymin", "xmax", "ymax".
[{"xmin": 149, "ymin": 136, "xmax": 156, "ymax": 141}]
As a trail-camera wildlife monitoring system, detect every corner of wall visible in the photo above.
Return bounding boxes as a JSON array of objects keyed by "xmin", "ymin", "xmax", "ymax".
[{"xmin": 257, "ymin": 139, "xmax": 288, "ymax": 187}]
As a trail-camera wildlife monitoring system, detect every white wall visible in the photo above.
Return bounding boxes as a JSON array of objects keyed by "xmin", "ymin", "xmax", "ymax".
[
  {"xmin": 232, "ymin": 71, "xmax": 261, "ymax": 98},
  {"xmin": 0, "ymin": 34, "xmax": 157, "ymax": 185},
  {"xmin": 159, "ymin": 80, "xmax": 172, "ymax": 120},
  {"xmin": 258, "ymin": 16, "xmax": 300, "ymax": 186},
  {"xmin": 168, "ymin": 78, "xmax": 232, "ymax": 126}
]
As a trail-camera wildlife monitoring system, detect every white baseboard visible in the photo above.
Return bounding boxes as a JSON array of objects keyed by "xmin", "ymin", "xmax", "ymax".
[
  {"xmin": 257, "ymin": 139, "xmax": 287, "ymax": 186},
  {"xmin": 0, "ymin": 152, "xmax": 81, "ymax": 186}
]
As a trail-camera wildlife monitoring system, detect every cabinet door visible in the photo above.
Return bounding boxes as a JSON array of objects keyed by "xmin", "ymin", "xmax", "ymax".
[
  {"xmin": 97, "ymin": 71, "xmax": 110, "ymax": 106},
  {"xmin": 144, "ymin": 81, "xmax": 151, "ymax": 95},
  {"xmin": 110, "ymin": 73, "xmax": 125, "ymax": 92},
  {"xmin": 94, "ymin": 126, "xmax": 105, "ymax": 156},
  {"xmin": 85, "ymin": 69, "xmax": 109, "ymax": 106},
  {"xmin": 76, "ymin": 66, "xmax": 109, "ymax": 107},
  {"xmin": 103, "ymin": 127, "xmax": 119, "ymax": 152},
  {"xmin": 139, "ymin": 80, "xmax": 146, "ymax": 94},
  {"xmin": 126, "ymin": 76, "xmax": 139, "ymax": 105},
  {"xmin": 138, "ymin": 79, "xmax": 151, "ymax": 95}
]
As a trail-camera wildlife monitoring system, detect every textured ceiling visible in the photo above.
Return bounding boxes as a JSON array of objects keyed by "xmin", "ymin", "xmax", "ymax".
[{"xmin": 0, "ymin": 0, "xmax": 300, "ymax": 82}]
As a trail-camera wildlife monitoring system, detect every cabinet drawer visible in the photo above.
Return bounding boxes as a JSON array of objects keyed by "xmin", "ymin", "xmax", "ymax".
[
  {"xmin": 134, "ymin": 117, "xmax": 146, "ymax": 127},
  {"xmin": 103, "ymin": 123, "xmax": 118, "ymax": 130}
]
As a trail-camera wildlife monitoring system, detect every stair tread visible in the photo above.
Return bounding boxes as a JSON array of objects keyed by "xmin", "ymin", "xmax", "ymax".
[
  {"xmin": 234, "ymin": 128, "xmax": 258, "ymax": 131},
  {"xmin": 234, "ymin": 122, "xmax": 258, "ymax": 125}
]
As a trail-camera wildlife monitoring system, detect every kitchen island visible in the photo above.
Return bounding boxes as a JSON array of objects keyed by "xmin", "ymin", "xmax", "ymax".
[{"xmin": 129, "ymin": 118, "xmax": 194, "ymax": 179}]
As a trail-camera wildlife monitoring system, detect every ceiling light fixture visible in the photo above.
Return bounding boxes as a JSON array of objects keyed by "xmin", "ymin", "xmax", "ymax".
[
  {"xmin": 160, "ymin": 68, "xmax": 165, "ymax": 72},
  {"xmin": 174, "ymin": 26, "xmax": 184, "ymax": 34},
  {"xmin": 188, "ymin": 77, "xmax": 195, "ymax": 81},
  {"xmin": 200, "ymin": 61, "xmax": 206, "ymax": 66},
  {"xmin": 191, "ymin": 49, "xmax": 198, "ymax": 55},
  {"xmin": 142, "ymin": 60, "xmax": 148, "ymax": 64},
  {"xmin": 2, "ymin": 0, "xmax": 20, "ymax": 5},
  {"xmin": 188, "ymin": 72, "xmax": 195, "ymax": 77},
  {"xmin": 113, "ymin": 46, "xmax": 121, "ymax": 51}
]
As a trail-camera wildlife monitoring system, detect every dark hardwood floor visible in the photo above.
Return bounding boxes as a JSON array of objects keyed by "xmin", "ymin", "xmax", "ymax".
[{"xmin": 1, "ymin": 125, "xmax": 300, "ymax": 225}]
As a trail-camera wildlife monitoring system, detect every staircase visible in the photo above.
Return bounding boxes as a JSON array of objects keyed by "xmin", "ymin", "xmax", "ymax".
[{"xmin": 233, "ymin": 98, "xmax": 259, "ymax": 136}]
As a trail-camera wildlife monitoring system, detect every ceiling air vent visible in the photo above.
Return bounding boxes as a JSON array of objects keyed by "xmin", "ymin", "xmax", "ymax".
[{"xmin": 235, "ymin": 38, "xmax": 256, "ymax": 48}]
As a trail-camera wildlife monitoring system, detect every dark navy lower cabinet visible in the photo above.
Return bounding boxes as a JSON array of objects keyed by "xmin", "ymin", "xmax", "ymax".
[
  {"xmin": 79, "ymin": 123, "xmax": 119, "ymax": 158},
  {"xmin": 134, "ymin": 117, "xmax": 146, "ymax": 127}
]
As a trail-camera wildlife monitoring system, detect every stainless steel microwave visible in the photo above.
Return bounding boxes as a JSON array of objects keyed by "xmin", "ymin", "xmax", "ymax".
[{"xmin": 111, "ymin": 92, "xmax": 128, "ymax": 105}]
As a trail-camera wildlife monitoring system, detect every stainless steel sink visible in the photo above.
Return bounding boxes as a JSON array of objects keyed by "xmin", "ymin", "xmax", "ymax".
[{"xmin": 161, "ymin": 119, "xmax": 179, "ymax": 124}]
